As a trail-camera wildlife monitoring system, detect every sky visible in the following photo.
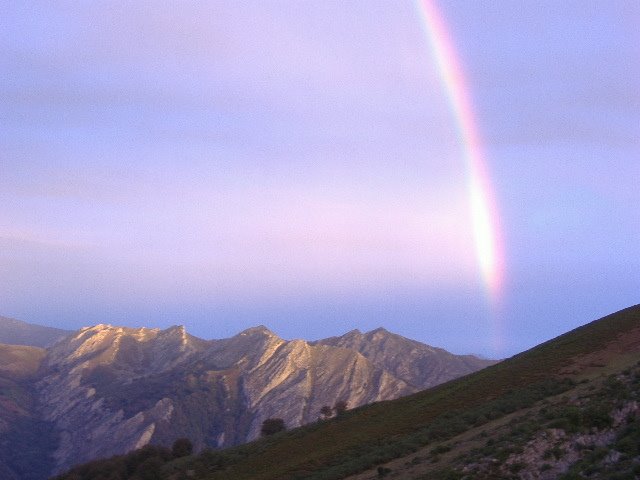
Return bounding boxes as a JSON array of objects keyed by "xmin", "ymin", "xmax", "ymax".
[{"xmin": 1, "ymin": 1, "xmax": 638, "ymax": 357}]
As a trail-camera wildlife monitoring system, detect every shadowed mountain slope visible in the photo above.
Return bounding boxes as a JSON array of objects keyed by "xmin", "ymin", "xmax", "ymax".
[
  {"xmin": 0, "ymin": 344, "xmax": 56, "ymax": 480},
  {"xmin": 0, "ymin": 316, "xmax": 71, "ymax": 348}
]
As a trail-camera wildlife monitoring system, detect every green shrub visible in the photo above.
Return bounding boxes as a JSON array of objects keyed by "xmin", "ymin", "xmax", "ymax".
[
  {"xmin": 261, "ymin": 418, "xmax": 286, "ymax": 436},
  {"xmin": 172, "ymin": 438, "xmax": 193, "ymax": 458},
  {"xmin": 430, "ymin": 444, "xmax": 451, "ymax": 455}
]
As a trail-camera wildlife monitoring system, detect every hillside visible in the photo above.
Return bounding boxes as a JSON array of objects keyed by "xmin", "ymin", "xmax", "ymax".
[
  {"xmin": 0, "ymin": 316, "xmax": 71, "ymax": 348},
  {"xmin": 53, "ymin": 304, "xmax": 640, "ymax": 480},
  {"xmin": 315, "ymin": 327, "xmax": 492, "ymax": 389},
  {"xmin": 0, "ymin": 318, "xmax": 491, "ymax": 478},
  {"xmin": 37, "ymin": 324, "xmax": 491, "ymax": 474},
  {"xmin": 0, "ymin": 344, "xmax": 56, "ymax": 480}
]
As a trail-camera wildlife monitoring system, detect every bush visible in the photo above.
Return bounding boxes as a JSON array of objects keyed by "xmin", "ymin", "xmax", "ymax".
[
  {"xmin": 134, "ymin": 456, "xmax": 162, "ymax": 480},
  {"xmin": 430, "ymin": 444, "xmax": 451, "ymax": 455},
  {"xmin": 172, "ymin": 438, "xmax": 193, "ymax": 458},
  {"xmin": 261, "ymin": 418, "xmax": 286, "ymax": 436},
  {"xmin": 376, "ymin": 466, "xmax": 391, "ymax": 477},
  {"xmin": 334, "ymin": 401, "xmax": 348, "ymax": 416},
  {"xmin": 320, "ymin": 406, "xmax": 333, "ymax": 419}
]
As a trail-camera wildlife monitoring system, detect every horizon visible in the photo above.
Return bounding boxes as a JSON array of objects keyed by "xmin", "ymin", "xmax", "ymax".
[
  {"xmin": 4, "ymin": 304, "xmax": 639, "ymax": 360},
  {"xmin": 1, "ymin": 1, "xmax": 639, "ymax": 357}
]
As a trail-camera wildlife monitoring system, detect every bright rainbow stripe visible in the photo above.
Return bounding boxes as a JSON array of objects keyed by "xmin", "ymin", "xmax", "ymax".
[{"xmin": 415, "ymin": 0, "xmax": 505, "ymax": 305}]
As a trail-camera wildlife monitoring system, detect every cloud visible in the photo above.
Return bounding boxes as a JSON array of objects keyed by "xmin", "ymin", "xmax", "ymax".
[{"xmin": 452, "ymin": 1, "xmax": 640, "ymax": 148}]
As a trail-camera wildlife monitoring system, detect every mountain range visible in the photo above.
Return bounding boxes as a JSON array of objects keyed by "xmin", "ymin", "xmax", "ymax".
[
  {"xmin": 53, "ymin": 304, "xmax": 640, "ymax": 480},
  {"xmin": 0, "ymin": 316, "xmax": 494, "ymax": 479}
]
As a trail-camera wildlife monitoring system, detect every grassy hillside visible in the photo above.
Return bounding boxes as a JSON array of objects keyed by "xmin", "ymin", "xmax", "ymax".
[
  {"xmin": 54, "ymin": 304, "xmax": 640, "ymax": 480},
  {"xmin": 353, "ymin": 360, "xmax": 640, "ymax": 479}
]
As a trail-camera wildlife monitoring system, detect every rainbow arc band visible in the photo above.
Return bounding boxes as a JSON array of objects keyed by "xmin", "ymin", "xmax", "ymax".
[{"xmin": 415, "ymin": 0, "xmax": 505, "ymax": 306}]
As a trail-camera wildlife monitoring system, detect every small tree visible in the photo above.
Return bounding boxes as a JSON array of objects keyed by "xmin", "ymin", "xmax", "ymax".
[
  {"xmin": 172, "ymin": 437, "xmax": 193, "ymax": 458},
  {"xmin": 261, "ymin": 418, "xmax": 286, "ymax": 436},
  {"xmin": 320, "ymin": 405, "xmax": 333, "ymax": 419},
  {"xmin": 334, "ymin": 400, "xmax": 348, "ymax": 416},
  {"xmin": 135, "ymin": 456, "xmax": 163, "ymax": 480},
  {"xmin": 377, "ymin": 466, "xmax": 392, "ymax": 477}
]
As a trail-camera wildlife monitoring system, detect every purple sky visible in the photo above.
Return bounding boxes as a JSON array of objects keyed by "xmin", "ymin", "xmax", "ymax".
[{"xmin": 1, "ymin": 1, "xmax": 639, "ymax": 357}]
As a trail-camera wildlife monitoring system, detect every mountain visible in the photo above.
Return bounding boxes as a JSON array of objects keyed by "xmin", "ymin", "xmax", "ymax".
[
  {"xmin": 53, "ymin": 304, "xmax": 640, "ymax": 480},
  {"xmin": 315, "ymin": 327, "xmax": 493, "ymax": 389},
  {"xmin": 0, "ymin": 319, "xmax": 492, "ymax": 478},
  {"xmin": 0, "ymin": 344, "xmax": 55, "ymax": 480},
  {"xmin": 0, "ymin": 316, "xmax": 71, "ymax": 348}
]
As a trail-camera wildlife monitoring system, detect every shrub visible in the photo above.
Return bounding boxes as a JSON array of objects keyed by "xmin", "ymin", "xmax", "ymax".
[
  {"xmin": 376, "ymin": 466, "xmax": 391, "ymax": 477},
  {"xmin": 172, "ymin": 438, "xmax": 193, "ymax": 458},
  {"xmin": 430, "ymin": 444, "xmax": 451, "ymax": 455},
  {"xmin": 320, "ymin": 406, "xmax": 333, "ymax": 419},
  {"xmin": 334, "ymin": 401, "xmax": 348, "ymax": 416},
  {"xmin": 261, "ymin": 418, "xmax": 286, "ymax": 436}
]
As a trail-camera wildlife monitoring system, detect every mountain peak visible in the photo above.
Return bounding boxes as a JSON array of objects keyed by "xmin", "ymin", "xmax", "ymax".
[
  {"xmin": 364, "ymin": 327, "xmax": 394, "ymax": 342},
  {"xmin": 163, "ymin": 324, "xmax": 187, "ymax": 334},
  {"xmin": 237, "ymin": 325, "xmax": 276, "ymax": 337},
  {"xmin": 341, "ymin": 328, "xmax": 362, "ymax": 337},
  {"xmin": 76, "ymin": 323, "xmax": 161, "ymax": 339},
  {"xmin": 82, "ymin": 323, "xmax": 113, "ymax": 331},
  {"xmin": 368, "ymin": 327, "xmax": 389, "ymax": 335}
]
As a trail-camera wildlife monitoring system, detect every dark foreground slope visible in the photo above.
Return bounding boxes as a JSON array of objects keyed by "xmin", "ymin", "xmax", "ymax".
[{"xmin": 53, "ymin": 304, "xmax": 640, "ymax": 480}]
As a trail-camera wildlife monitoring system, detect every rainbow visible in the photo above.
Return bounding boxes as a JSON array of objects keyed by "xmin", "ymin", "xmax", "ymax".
[{"xmin": 415, "ymin": 0, "xmax": 505, "ymax": 306}]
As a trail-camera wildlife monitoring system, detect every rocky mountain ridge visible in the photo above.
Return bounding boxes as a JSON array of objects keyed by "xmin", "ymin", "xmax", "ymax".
[
  {"xmin": 53, "ymin": 305, "xmax": 640, "ymax": 480},
  {"xmin": 0, "ymin": 320, "xmax": 494, "ymax": 478}
]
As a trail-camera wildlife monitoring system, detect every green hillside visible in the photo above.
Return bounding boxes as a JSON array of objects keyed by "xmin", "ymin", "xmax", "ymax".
[{"xmin": 54, "ymin": 304, "xmax": 640, "ymax": 480}]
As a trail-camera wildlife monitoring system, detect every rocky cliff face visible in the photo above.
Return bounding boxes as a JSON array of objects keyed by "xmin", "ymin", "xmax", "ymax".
[
  {"xmin": 316, "ymin": 327, "xmax": 496, "ymax": 389},
  {"xmin": 0, "ymin": 322, "xmax": 495, "ymax": 477},
  {"xmin": 36, "ymin": 324, "xmax": 209, "ymax": 474}
]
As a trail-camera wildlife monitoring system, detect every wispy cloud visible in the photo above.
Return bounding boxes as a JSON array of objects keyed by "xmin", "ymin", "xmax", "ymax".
[{"xmin": 1, "ymin": 1, "xmax": 638, "ymax": 356}]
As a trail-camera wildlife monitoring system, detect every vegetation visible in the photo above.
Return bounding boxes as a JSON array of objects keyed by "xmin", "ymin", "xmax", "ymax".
[
  {"xmin": 171, "ymin": 438, "xmax": 193, "ymax": 458},
  {"xmin": 261, "ymin": 418, "xmax": 286, "ymax": 437},
  {"xmin": 442, "ymin": 360, "xmax": 640, "ymax": 479},
  {"xmin": 51, "ymin": 445, "xmax": 173, "ymax": 480},
  {"xmin": 320, "ymin": 406, "xmax": 333, "ymax": 419},
  {"xmin": 53, "ymin": 304, "xmax": 640, "ymax": 480},
  {"xmin": 319, "ymin": 401, "xmax": 349, "ymax": 420},
  {"xmin": 333, "ymin": 401, "xmax": 348, "ymax": 416}
]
